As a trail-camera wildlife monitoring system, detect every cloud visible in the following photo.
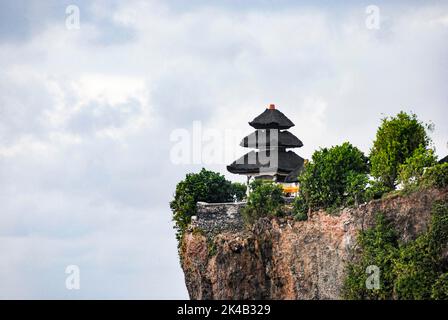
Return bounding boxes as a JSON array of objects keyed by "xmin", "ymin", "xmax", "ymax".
[{"xmin": 0, "ymin": 0, "xmax": 447, "ymax": 299}]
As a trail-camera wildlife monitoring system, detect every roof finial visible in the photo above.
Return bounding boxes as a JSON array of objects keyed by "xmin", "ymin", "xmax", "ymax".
[{"xmin": 268, "ymin": 104, "xmax": 275, "ymax": 110}]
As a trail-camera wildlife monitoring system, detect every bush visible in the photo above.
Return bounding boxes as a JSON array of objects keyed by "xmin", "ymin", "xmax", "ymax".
[
  {"xmin": 422, "ymin": 163, "xmax": 448, "ymax": 189},
  {"xmin": 431, "ymin": 273, "xmax": 448, "ymax": 300},
  {"xmin": 393, "ymin": 201, "xmax": 448, "ymax": 299},
  {"xmin": 370, "ymin": 111, "xmax": 433, "ymax": 190},
  {"xmin": 241, "ymin": 179, "xmax": 284, "ymax": 225},
  {"xmin": 230, "ymin": 182, "xmax": 247, "ymax": 202},
  {"xmin": 398, "ymin": 145, "xmax": 437, "ymax": 189},
  {"xmin": 365, "ymin": 180, "xmax": 393, "ymax": 201},
  {"xmin": 298, "ymin": 142, "xmax": 369, "ymax": 211},
  {"xmin": 170, "ymin": 168, "xmax": 247, "ymax": 244},
  {"xmin": 293, "ymin": 194, "xmax": 308, "ymax": 221},
  {"xmin": 343, "ymin": 214, "xmax": 398, "ymax": 300},
  {"xmin": 393, "ymin": 235, "xmax": 438, "ymax": 299},
  {"xmin": 344, "ymin": 201, "xmax": 448, "ymax": 300}
]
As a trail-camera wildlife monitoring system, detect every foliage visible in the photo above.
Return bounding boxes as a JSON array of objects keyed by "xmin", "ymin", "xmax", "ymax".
[
  {"xmin": 346, "ymin": 172, "xmax": 370, "ymax": 206},
  {"xmin": 298, "ymin": 142, "xmax": 369, "ymax": 211},
  {"xmin": 370, "ymin": 111, "xmax": 433, "ymax": 190},
  {"xmin": 398, "ymin": 145, "xmax": 437, "ymax": 189},
  {"xmin": 170, "ymin": 168, "xmax": 247, "ymax": 245},
  {"xmin": 207, "ymin": 239, "xmax": 217, "ymax": 257},
  {"xmin": 241, "ymin": 179, "xmax": 285, "ymax": 225},
  {"xmin": 364, "ymin": 180, "xmax": 393, "ymax": 201},
  {"xmin": 431, "ymin": 273, "xmax": 448, "ymax": 300},
  {"xmin": 343, "ymin": 214, "xmax": 398, "ymax": 300},
  {"xmin": 343, "ymin": 201, "xmax": 448, "ymax": 300},
  {"xmin": 293, "ymin": 194, "xmax": 308, "ymax": 221},
  {"xmin": 392, "ymin": 201, "xmax": 448, "ymax": 299},
  {"xmin": 422, "ymin": 163, "xmax": 448, "ymax": 189},
  {"xmin": 392, "ymin": 235, "xmax": 439, "ymax": 299},
  {"xmin": 230, "ymin": 182, "xmax": 248, "ymax": 202}
]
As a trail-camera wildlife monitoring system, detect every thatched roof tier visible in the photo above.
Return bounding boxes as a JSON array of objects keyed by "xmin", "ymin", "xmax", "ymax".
[
  {"xmin": 284, "ymin": 164, "xmax": 305, "ymax": 183},
  {"xmin": 227, "ymin": 150, "xmax": 304, "ymax": 175},
  {"xmin": 248, "ymin": 104, "xmax": 295, "ymax": 129},
  {"xmin": 240, "ymin": 129, "xmax": 303, "ymax": 149}
]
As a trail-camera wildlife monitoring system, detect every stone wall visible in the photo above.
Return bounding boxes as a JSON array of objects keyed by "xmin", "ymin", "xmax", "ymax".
[{"xmin": 191, "ymin": 202, "xmax": 247, "ymax": 235}]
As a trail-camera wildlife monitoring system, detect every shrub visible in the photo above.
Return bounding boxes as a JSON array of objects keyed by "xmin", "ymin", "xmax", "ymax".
[
  {"xmin": 393, "ymin": 201, "xmax": 448, "ymax": 299},
  {"xmin": 293, "ymin": 194, "xmax": 308, "ymax": 221},
  {"xmin": 170, "ymin": 168, "xmax": 247, "ymax": 244},
  {"xmin": 230, "ymin": 182, "xmax": 247, "ymax": 202},
  {"xmin": 370, "ymin": 111, "xmax": 433, "ymax": 190},
  {"xmin": 393, "ymin": 235, "xmax": 438, "ymax": 299},
  {"xmin": 344, "ymin": 201, "xmax": 448, "ymax": 300},
  {"xmin": 298, "ymin": 142, "xmax": 369, "ymax": 211},
  {"xmin": 365, "ymin": 180, "xmax": 393, "ymax": 201},
  {"xmin": 422, "ymin": 163, "xmax": 448, "ymax": 189},
  {"xmin": 241, "ymin": 179, "xmax": 284, "ymax": 225},
  {"xmin": 398, "ymin": 145, "xmax": 437, "ymax": 189},
  {"xmin": 431, "ymin": 273, "xmax": 448, "ymax": 300},
  {"xmin": 343, "ymin": 214, "xmax": 398, "ymax": 300}
]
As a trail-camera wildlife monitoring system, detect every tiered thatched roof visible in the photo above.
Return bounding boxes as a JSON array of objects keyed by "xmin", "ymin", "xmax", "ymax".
[{"xmin": 227, "ymin": 104, "xmax": 304, "ymax": 181}]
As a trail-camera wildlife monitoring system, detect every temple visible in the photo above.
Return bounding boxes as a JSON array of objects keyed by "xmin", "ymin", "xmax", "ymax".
[{"xmin": 227, "ymin": 104, "xmax": 304, "ymax": 183}]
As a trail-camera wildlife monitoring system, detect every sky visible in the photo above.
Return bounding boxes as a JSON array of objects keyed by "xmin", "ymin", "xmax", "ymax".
[{"xmin": 0, "ymin": 0, "xmax": 447, "ymax": 299}]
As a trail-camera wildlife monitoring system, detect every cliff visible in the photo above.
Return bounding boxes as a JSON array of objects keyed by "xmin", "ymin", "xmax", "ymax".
[{"xmin": 180, "ymin": 188, "xmax": 448, "ymax": 300}]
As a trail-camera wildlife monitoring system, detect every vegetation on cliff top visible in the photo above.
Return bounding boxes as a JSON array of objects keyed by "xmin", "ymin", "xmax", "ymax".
[
  {"xmin": 170, "ymin": 168, "xmax": 246, "ymax": 245},
  {"xmin": 297, "ymin": 142, "xmax": 369, "ymax": 212},
  {"xmin": 370, "ymin": 111, "xmax": 434, "ymax": 190},
  {"xmin": 292, "ymin": 111, "xmax": 439, "ymax": 218},
  {"xmin": 241, "ymin": 179, "xmax": 285, "ymax": 225},
  {"xmin": 171, "ymin": 111, "xmax": 445, "ymax": 234}
]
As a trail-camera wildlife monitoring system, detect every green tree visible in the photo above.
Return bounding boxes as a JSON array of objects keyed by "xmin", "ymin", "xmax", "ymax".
[
  {"xmin": 346, "ymin": 172, "xmax": 370, "ymax": 206},
  {"xmin": 298, "ymin": 142, "xmax": 369, "ymax": 211},
  {"xmin": 170, "ymin": 168, "xmax": 246, "ymax": 244},
  {"xmin": 241, "ymin": 179, "xmax": 284, "ymax": 225},
  {"xmin": 370, "ymin": 111, "xmax": 433, "ymax": 190}
]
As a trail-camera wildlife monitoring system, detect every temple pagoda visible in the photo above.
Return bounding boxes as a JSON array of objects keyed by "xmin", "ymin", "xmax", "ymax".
[{"xmin": 227, "ymin": 104, "xmax": 305, "ymax": 183}]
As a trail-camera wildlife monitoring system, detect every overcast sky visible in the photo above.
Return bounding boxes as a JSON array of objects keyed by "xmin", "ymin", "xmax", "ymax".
[{"xmin": 0, "ymin": 0, "xmax": 447, "ymax": 299}]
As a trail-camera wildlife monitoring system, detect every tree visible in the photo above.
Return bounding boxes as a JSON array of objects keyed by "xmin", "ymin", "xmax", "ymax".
[
  {"xmin": 298, "ymin": 142, "xmax": 369, "ymax": 211},
  {"xmin": 346, "ymin": 172, "xmax": 369, "ymax": 206},
  {"xmin": 370, "ymin": 111, "xmax": 433, "ymax": 190},
  {"xmin": 170, "ymin": 168, "xmax": 246, "ymax": 244}
]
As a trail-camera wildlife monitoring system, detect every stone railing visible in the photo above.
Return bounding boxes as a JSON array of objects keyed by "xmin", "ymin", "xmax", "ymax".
[
  {"xmin": 191, "ymin": 201, "xmax": 247, "ymax": 235},
  {"xmin": 190, "ymin": 197, "xmax": 295, "ymax": 236}
]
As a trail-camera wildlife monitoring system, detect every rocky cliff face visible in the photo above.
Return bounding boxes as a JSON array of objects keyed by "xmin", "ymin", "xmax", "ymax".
[{"xmin": 180, "ymin": 188, "xmax": 448, "ymax": 300}]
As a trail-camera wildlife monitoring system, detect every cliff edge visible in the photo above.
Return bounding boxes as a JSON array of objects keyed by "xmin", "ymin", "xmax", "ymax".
[{"xmin": 180, "ymin": 188, "xmax": 448, "ymax": 299}]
